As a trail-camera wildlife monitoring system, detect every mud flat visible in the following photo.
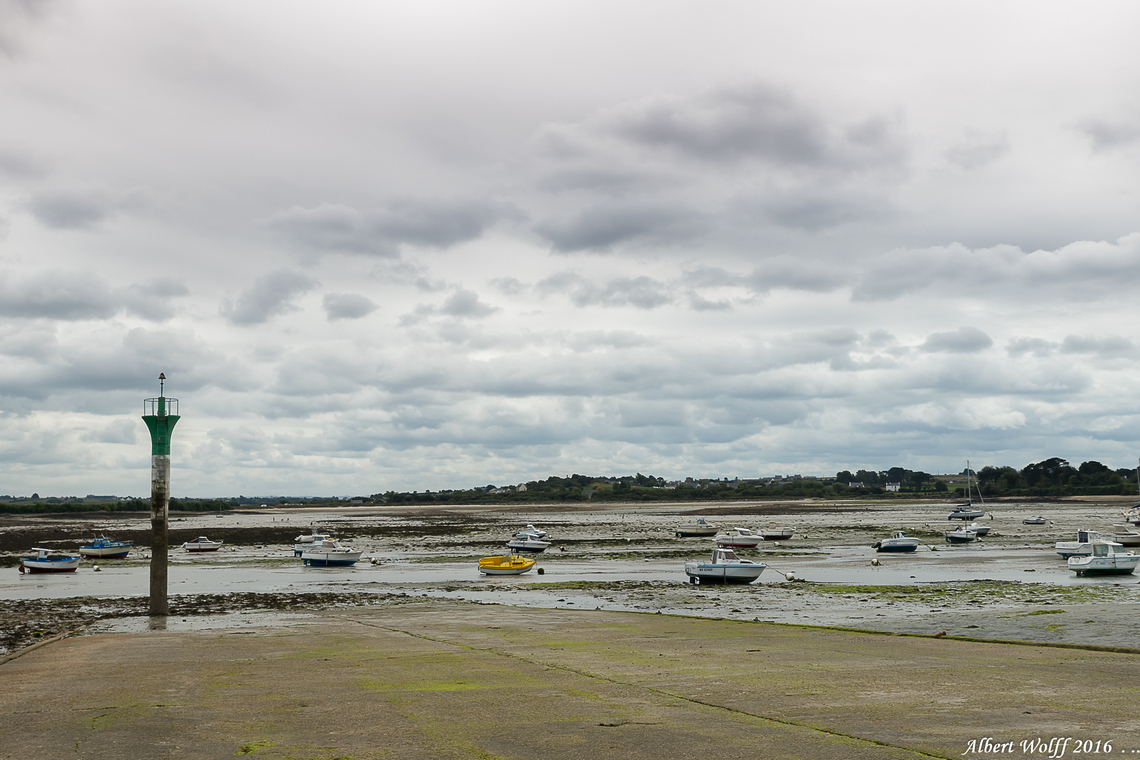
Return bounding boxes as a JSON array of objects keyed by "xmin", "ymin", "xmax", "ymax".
[{"xmin": 3, "ymin": 498, "xmax": 1140, "ymax": 653}]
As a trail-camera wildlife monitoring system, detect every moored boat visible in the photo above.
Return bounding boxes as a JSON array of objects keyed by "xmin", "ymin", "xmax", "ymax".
[
  {"xmin": 516, "ymin": 524, "xmax": 546, "ymax": 538},
  {"xmin": 1055, "ymin": 530, "xmax": 1109, "ymax": 559},
  {"xmin": 944, "ymin": 526, "xmax": 977, "ymax": 544},
  {"xmin": 78, "ymin": 535, "xmax": 133, "ymax": 559},
  {"xmin": 684, "ymin": 547, "xmax": 766, "ymax": 584},
  {"xmin": 947, "ymin": 505, "xmax": 985, "ymax": 520},
  {"xmin": 1022, "ymin": 516, "xmax": 1047, "ymax": 525},
  {"xmin": 19, "ymin": 548, "xmax": 81, "ymax": 573},
  {"xmin": 714, "ymin": 527, "xmax": 763, "ymax": 548},
  {"xmin": 872, "ymin": 531, "xmax": 920, "ymax": 553},
  {"xmin": 506, "ymin": 535, "xmax": 551, "ymax": 553},
  {"xmin": 294, "ymin": 527, "xmax": 331, "ymax": 545},
  {"xmin": 1068, "ymin": 541, "xmax": 1140, "ymax": 576},
  {"xmin": 759, "ymin": 527, "xmax": 795, "ymax": 541},
  {"xmin": 1112, "ymin": 526, "xmax": 1140, "ymax": 547},
  {"xmin": 181, "ymin": 536, "xmax": 224, "ymax": 552},
  {"xmin": 963, "ymin": 521, "xmax": 990, "ymax": 537},
  {"xmin": 675, "ymin": 518, "xmax": 718, "ymax": 537},
  {"xmin": 478, "ymin": 555, "xmax": 536, "ymax": 575},
  {"xmin": 299, "ymin": 538, "xmax": 364, "ymax": 567}
]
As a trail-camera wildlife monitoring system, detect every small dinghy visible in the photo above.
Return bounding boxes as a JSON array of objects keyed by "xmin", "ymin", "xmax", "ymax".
[
  {"xmin": 1022, "ymin": 516, "xmax": 1047, "ymax": 525},
  {"xmin": 478, "ymin": 555, "xmax": 536, "ymax": 575}
]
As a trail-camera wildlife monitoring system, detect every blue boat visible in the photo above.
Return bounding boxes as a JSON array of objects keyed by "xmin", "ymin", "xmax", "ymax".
[{"xmin": 79, "ymin": 535, "xmax": 133, "ymax": 559}]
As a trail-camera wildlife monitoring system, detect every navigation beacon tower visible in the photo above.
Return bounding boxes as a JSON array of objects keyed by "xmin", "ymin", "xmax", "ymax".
[{"xmin": 142, "ymin": 373, "xmax": 180, "ymax": 616}]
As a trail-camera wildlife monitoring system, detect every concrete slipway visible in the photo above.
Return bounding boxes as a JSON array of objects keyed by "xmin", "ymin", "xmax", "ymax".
[{"xmin": 2, "ymin": 601, "xmax": 1138, "ymax": 759}]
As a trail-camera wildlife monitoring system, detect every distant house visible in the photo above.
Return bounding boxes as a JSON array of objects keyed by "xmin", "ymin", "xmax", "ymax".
[
  {"xmin": 884, "ymin": 483, "xmax": 901, "ymax": 492},
  {"xmin": 848, "ymin": 482, "xmax": 865, "ymax": 488}
]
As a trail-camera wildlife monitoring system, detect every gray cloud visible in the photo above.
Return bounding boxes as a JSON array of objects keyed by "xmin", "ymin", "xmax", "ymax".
[
  {"xmin": 79, "ymin": 418, "xmax": 138, "ymax": 445},
  {"xmin": 0, "ymin": 271, "xmax": 118, "ymax": 319},
  {"xmin": 1060, "ymin": 335, "xmax": 1135, "ymax": 357},
  {"xmin": 920, "ymin": 327, "xmax": 993, "ymax": 354},
  {"xmin": 747, "ymin": 256, "xmax": 846, "ymax": 294},
  {"xmin": 221, "ymin": 270, "xmax": 318, "ymax": 325},
  {"xmin": 440, "ymin": 289, "xmax": 497, "ymax": 319},
  {"xmin": 537, "ymin": 273, "xmax": 673, "ymax": 309},
  {"xmin": 24, "ymin": 185, "xmax": 148, "ymax": 230},
  {"xmin": 269, "ymin": 198, "xmax": 515, "ymax": 256},
  {"xmin": 1078, "ymin": 119, "xmax": 1140, "ymax": 152},
  {"xmin": 594, "ymin": 84, "xmax": 907, "ymax": 170},
  {"xmin": 945, "ymin": 129, "xmax": 1011, "ymax": 170},
  {"xmin": 535, "ymin": 202, "xmax": 706, "ymax": 253},
  {"xmin": 322, "ymin": 293, "xmax": 377, "ymax": 321}
]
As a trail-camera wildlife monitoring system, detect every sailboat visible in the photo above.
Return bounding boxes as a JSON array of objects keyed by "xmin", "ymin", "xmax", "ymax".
[{"xmin": 948, "ymin": 460, "xmax": 986, "ymax": 520}]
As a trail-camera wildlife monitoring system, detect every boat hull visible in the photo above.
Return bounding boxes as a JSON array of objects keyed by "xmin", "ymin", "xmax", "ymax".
[
  {"xmin": 948, "ymin": 508, "xmax": 984, "ymax": 520},
  {"xmin": 79, "ymin": 543, "xmax": 132, "ymax": 559},
  {"xmin": 478, "ymin": 556, "xmax": 536, "ymax": 575},
  {"xmin": 506, "ymin": 540, "xmax": 550, "ymax": 553},
  {"xmin": 684, "ymin": 563, "xmax": 766, "ymax": 584},
  {"xmin": 20, "ymin": 557, "xmax": 80, "ymax": 573},
  {"xmin": 715, "ymin": 537, "xmax": 763, "ymax": 548},
  {"xmin": 759, "ymin": 529, "xmax": 794, "ymax": 541},
  {"xmin": 301, "ymin": 551, "xmax": 363, "ymax": 567},
  {"xmin": 873, "ymin": 541, "xmax": 918, "ymax": 553},
  {"xmin": 944, "ymin": 531, "xmax": 976, "ymax": 544},
  {"xmin": 1069, "ymin": 557, "xmax": 1139, "ymax": 575}
]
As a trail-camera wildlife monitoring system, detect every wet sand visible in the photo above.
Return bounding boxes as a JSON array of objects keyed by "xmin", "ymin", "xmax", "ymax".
[{"xmin": 3, "ymin": 497, "xmax": 1140, "ymax": 652}]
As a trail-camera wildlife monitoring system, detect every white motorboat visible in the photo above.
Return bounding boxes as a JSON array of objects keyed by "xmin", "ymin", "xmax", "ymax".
[
  {"xmin": 714, "ymin": 527, "xmax": 763, "ymax": 548},
  {"xmin": 675, "ymin": 518, "xmax": 719, "ymax": 537},
  {"xmin": 1112, "ymin": 526, "xmax": 1140, "ymax": 547},
  {"xmin": 1022, "ymin": 516, "xmax": 1047, "ymax": 525},
  {"xmin": 872, "ymin": 531, "xmax": 920, "ymax": 553},
  {"xmin": 963, "ymin": 521, "xmax": 990, "ymax": 537},
  {"xmin": 299, "ymin": 539, "xmax": 364, "ymax": 567},
  {"xmin": 759, "ymin": 527, "xmax": 795, "ymax": 540},
  {"xmin": 944, "ymin": 526, "xmax": 977, "ymax": 544},
  {"xmin": 1068, "ymin": 541, "xmax": 1140, "ymax": 576},
  {"xmin": 507, "ymin": 535, "xmax": 551, "ymax": 552},
  {"xmin": 1055, "ymin": 530, "xmax": 1110, "ymax": 559},
  {"xmin": 294, "ymin": 527, "xmax": 331, "ymax": 544},
  {"xmin": 684, "ymin": 547, "xmax": 766, "ymax": 584},
  {"xmin": 181, "ymin": 536, "xmax": 224, "ymax": 552},
  {"xmin": 78, "ymin": 535, "xmax": 133, "ymax": 559},
  {"xmin": 478, "ymin": 555, "xmax": 536, "ymax": 575},
  {"xmin": 515, "ymin": 524, "xmax": 546, "ymax": 538},
  {"xmin": 19, "ymin": 548, "xmax": 81, "ymax": 573}
]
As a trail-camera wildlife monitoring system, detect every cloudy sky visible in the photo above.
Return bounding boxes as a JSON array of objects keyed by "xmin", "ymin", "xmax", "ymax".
[{"xmin": 2, "ymin": 1, "xmax": 1140, "ymax": 497}]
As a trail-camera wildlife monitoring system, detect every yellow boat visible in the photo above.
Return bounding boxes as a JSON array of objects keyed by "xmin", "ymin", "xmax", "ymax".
[{"xmin": 478, "ymin": 555, "xmax": 536, "ymax": 575}]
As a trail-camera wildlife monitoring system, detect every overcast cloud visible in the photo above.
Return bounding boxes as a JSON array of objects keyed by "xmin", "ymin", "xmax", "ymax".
[{"xmin": 2, "ymin": 1, "xmax": 1140, "ymax": 497}]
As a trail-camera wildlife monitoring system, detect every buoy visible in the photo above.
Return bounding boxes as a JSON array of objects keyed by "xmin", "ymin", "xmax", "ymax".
[
  {"xmin": 784, "ymin": 572, "xmax": 795, "ymax": 581},
  {"xmin": 94, "ymin": 565, "xmax": 101, "ymax": 572},
  {"xmin": 18, "ymin": 564, "xmax": 25, "ymax": 574},
  {"xmin": 870, "ymin": 558, "xmax": 880, "ymax": 566},
  {"xmin": 537, "ymin": 567, "xmax": 544, "ymax": 575}
]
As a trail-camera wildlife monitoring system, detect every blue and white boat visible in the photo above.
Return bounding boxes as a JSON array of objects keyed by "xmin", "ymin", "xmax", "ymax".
[
  {"xmin": 79, "ymin": 535, "xmax": 133, "ymax": 559},
  {"xmin": 299, "ymin": 539, "xmax": 364, "ymax": 567},
  {"xmin": 872, "ymin": 531, "xmax": 920, "ymax": 553},
  {"xmin": 19, "ymin": 548, "xmax": 81, "ymax": 574},
  {"xmin": 684, "ymin": 547, "xmax": 766, "ymax": 584}
]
